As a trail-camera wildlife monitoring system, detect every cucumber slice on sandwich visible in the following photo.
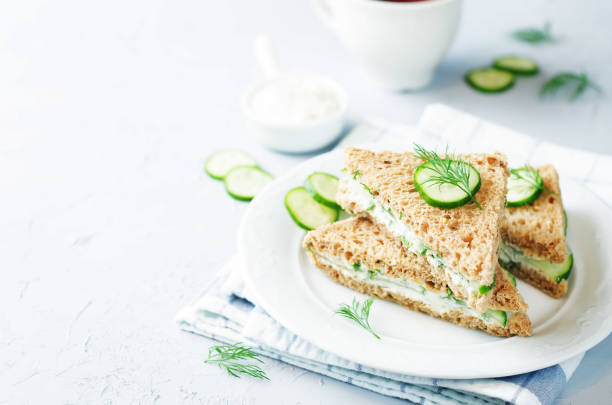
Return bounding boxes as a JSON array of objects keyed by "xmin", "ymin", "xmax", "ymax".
[
  {"xmin": 465, "ymin": 68, "xmax": 515, "ymax": 93},
  {"xmin": 414, "ymin": 161, "xmax": 481, "ymax": 209},
  {"xmin": 483, "ymin": 309, "xmax": 507, "ymax": 328},
  {"xmin": 539, "ymin": 252, "xmax": 573, "ymax": 284},
  {"xmin": 285, "ymin": 187, "xmax": 339, "ymax": 230},
  {"xmin": 304, "ymin": 172, "xmax": 340, "ymax": 209},
  {"xmin": 224, "ymin": 166, "xmax": 273, "ymax": 201},
  {"xmin": 205, "ymin": 149, "xmax": 257, "ymax": 179},
  {"xmin": 506, "ymin": 167, "xmax": 543, "ymax": 207},
  {"xmin": 478, "ymin": 273, "xmax": 496, "ymax": 295},
  {"xmin": 501, "ymin": 245, "xmax": 574, "ymax": 285},
  {"xmin": 504, "ymin": 270, "xmax": 517, "ymax": 287},
  {"xmin": 493, "ymin": 56, "xmax": 539, "ymax": 76},
  {"xmin": 447, "ymin": 289, "xmax": 508, "ymax": 327}
]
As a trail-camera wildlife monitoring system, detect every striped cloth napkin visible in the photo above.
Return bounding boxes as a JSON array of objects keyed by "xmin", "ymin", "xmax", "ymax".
[{"xmin": 176, "ymin": 104, "xmax": 611, "ymax": 405}]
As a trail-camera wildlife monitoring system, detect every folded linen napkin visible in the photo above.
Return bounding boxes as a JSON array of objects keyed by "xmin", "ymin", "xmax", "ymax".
[{"xmin": 177, "ymin": 104, "xmax": 612, "ymax": 405}]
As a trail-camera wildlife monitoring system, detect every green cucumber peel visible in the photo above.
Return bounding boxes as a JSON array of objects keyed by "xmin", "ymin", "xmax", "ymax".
[{"xmin": 478, "ymin": 273, "xmax": 497, "ymax": 295}]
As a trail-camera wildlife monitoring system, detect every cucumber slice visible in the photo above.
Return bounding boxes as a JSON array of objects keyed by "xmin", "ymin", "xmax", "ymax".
[
  {"xmin": 483, "ymin": 309, "xmax": 507, "ymax": 328},
  {"xmin": 506, "ymin": 168, "xmax": 543, "ymax": 207},
  {"xmin": 535, "ymin": 252, "xmax": 573, "ymax": 284},
  {"xmin": 304, "ymin": 172, "xmax": 340, "ymax": 209},
  {"xmin": 502, "ymin": 248, "xmax": 574, "ymax": 284},
  {"xmin": 449, "ymin": 289, "xmax": 507, "ymax": 327},
  {"xmin": 465, "ymin": 68, "xmax": 515, "ymax": 93},
  {"xmin": 446, "ymin": 288, "xmax": 466, "ymax": 306},
  {"xmin": 224, "ymin": 166, "xmax": 273, "ymax": 201},
  {"xmin": 493, "ymin": 56, "xmax": 539, "ymax": 75},
  {"xmin": 504, "ymin": 269, "xmax": 517, "ymax": 287},
  {"xmin": 478, "ymin": 273, "xmax": 496, "ymax": 295},
  {"xmin": 205, "ymin": 150, "xmax": 257, "ymax": 180},
  {"xmin": 414, "ymin": 161, "xmax": 481, "ymax": 209},
  {"xmin": 285, "ymin": 187, "xmax": 339, "ymax": 230},
  {"xmin": 564, "ymin": 210, "xmax": 568, "ymax": 236}
]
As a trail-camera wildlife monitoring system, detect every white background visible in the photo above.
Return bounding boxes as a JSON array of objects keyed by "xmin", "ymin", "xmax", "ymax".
[{"xmin": 1, "ymin": 0, "xmax": 611, "ymax": 403}]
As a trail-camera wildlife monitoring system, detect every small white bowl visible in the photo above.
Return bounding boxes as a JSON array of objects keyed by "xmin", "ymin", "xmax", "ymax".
[{"xmin": 242, "ymin": 73, "xmax": 348, "ymax": 154}]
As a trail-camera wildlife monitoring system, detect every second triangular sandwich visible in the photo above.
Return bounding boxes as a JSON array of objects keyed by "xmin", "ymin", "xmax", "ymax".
[
  {"xmin": 501, "ymin": 164, "xmax": 572, "ymax": 298},
  {"xmin": 337, "ymin": 147, "xmax": 509, "ymax": 313},
  {"xmin": 304, "ymin": 217, "xmax": 532, "ymax": 337}
]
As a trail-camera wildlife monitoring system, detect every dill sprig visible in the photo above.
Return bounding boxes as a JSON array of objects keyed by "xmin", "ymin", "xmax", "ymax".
[
  {"xmin": 512, "ymin": 22, "xmax": 555, "ymax": 44},
  {"xmin": 413, "ymin": 144, "xmax": 482, "ymax": 210},
  {"xmin": 510, "ymin": 166, "xmax": 556, "ymax": 195},
  {"xmin": 540, "ymin": 72, "xmax": 601, "ymax": 101},
  {"xmin": 335, "ymin": 296, "xmax": 380, "ymax": 339},
  {"xmin": 204, "ymin": 342, "xmax": 270, "ymax": 380}
]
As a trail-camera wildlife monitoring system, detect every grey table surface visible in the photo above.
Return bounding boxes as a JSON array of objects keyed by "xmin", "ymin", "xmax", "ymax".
[{"xmin": 1, "ymin": 0, "xmax": 611, "ymax": 404}]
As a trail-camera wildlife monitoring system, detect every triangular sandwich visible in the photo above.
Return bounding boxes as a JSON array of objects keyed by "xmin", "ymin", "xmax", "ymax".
[
  {"xmin": 337, "ymin": 147, "xmax": 510, "ymax": 314},
  {"xmin": 304, "ymin": 217, "xmax": 532, "ymax": 337},
  {"xmin": 501, "ymin": 165, "xmax": 572, "ymax": 298}
]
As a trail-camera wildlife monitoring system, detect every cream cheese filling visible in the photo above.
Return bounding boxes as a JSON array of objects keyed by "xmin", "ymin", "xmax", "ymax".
[
  {"xmin": 500, "ymin": 241, "xmax": 542, "ymax": 267},
  {"xmin": 314, "ymin": 253, "xmax": 507, "ymax": 327},
  {"xmin": 343, "ymin": 176, "xmax": 493, "ymax": 296}
]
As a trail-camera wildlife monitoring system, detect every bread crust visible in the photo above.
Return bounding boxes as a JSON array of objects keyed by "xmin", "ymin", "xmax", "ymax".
[
  {"xmin": 339, "ymin": 147, "xmax": 509, "ymax": 286},
  {"xmin": 502, "ymin": 165, "xmax": 568, "ymax": 263},
  {"xmin": 490, "ymin": 265, "xmax": 528, "ymax": 311},
  {"xmin": 309, "ymin": 254, "xmax": 532, "ymax": 337}
]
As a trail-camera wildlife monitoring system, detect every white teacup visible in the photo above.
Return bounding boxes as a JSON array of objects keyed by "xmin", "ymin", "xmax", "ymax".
[{"xmin": 313, "ymin": 0, "xmax": 462, "ymax": 90}]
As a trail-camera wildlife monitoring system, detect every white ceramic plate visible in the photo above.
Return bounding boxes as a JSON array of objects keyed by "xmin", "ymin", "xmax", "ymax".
[{"xmin": 238, "ymin": 147, "xmax": 612, "ymax": 378}]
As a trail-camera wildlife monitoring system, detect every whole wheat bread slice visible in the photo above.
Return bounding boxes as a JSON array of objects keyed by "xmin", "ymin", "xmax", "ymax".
[
  {"xmin": 338, "ymin": 147, "xmax": 509, "ymax": 287},
  {"xmin": 304, "ymin": 217, "xmax": 531, "ymax": 337}
]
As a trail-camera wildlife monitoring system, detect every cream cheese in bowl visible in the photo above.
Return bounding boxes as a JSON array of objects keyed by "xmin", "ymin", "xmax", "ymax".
[
  {"xmin": 247, "ymin": 75, "xmax": 342, "ymax": 127},
  {"xmin": 243, "ymin": 73, "xmax": 348, "ymax": 153},
  {"xmin": 243, "ymin": 35, "xmax": 348, "ymax": 153}
]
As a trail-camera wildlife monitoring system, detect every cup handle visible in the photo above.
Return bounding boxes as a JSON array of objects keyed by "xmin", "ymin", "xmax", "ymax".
[
  {"xmin": 312, "ymin": 0, "xmax": 336, "ymax": 30},
  {"xmin": 253, "ymin": 34, "xmax": 281, "ymax": 80}
]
